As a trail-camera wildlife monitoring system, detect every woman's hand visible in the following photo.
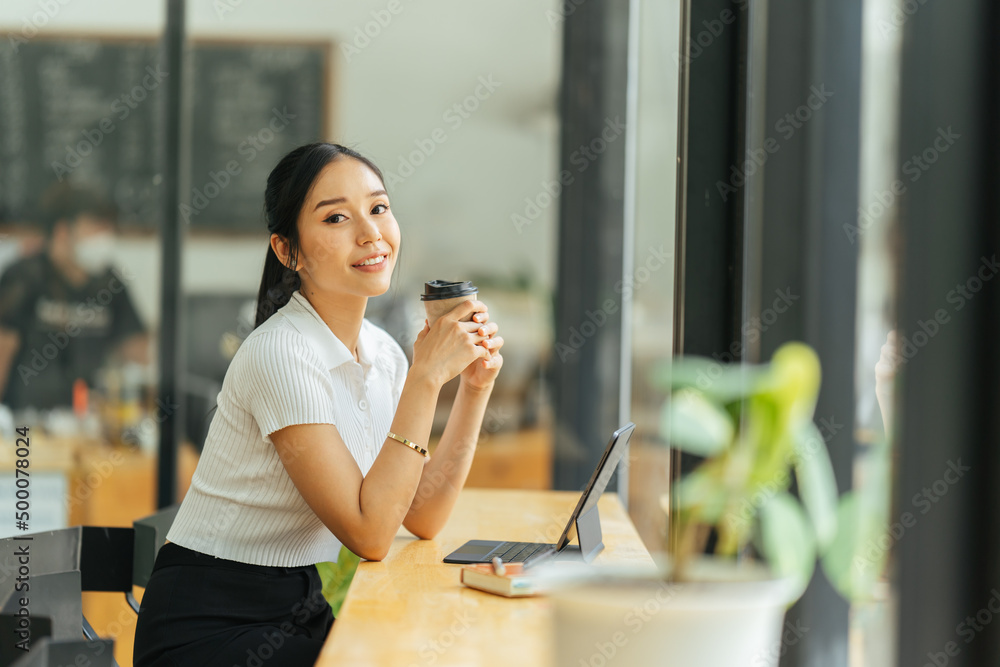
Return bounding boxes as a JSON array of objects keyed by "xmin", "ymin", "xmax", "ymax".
[
  {"xmin": 460, "ymin": 309, "xmax": 503, "ymax": 391},
  {"xmin": 410, "ymin": 300, "xmax": 491, "ymax": 389}
]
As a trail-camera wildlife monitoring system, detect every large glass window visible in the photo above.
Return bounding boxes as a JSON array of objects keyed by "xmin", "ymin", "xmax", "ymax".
[
  {"xmin": 0, "ymin": 2, "xmax": 566, "ymax": 662},
  {"xmin": 626, "ymin": 0, "xmax": 682, "ymax": 555},
  {"xmin": 850, "ymin": 0, "xmax": 903, "ymax": 663},
  {"xmin": 0, "ymin": 7, "xmax": 169, "ymax": 666},
  {"xmin": 175, "ymin": 4, "xmax": 565, "ymax": 487}
]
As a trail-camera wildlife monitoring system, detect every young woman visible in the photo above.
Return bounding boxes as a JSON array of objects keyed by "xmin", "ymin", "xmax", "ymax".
[{"xmin": 133, "ymin": 142, "xmax": 503, "ymax": 666}]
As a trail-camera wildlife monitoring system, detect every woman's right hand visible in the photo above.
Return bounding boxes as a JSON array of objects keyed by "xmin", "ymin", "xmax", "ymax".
[{"xmin": 409, "ymin": 300, "xmax": 491, "ymax": 388}]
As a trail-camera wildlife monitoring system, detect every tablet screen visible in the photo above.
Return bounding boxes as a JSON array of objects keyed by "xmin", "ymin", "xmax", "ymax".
[{"xmin": 553, "ymin": 422, "xmax": 635, "ymax": 551}]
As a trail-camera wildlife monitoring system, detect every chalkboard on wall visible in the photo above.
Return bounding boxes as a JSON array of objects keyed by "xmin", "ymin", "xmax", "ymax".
[
  {"xmin": 0, "ymin": 38, "xmax": 163, "ymax": 228},
  {"xmin": 185, "ymin": 41, "xmax": 328, "ymax": 230},
  {"xmin": 0, "ymin": 36, "xmax": 329, "ymax": 231}
]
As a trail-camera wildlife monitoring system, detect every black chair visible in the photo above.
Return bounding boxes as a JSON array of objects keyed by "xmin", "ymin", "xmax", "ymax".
[
  {"xmin": 0, "ymin": 577, "xmax": 68, "ymax": 667},
  {"xmin": 0, "ymin": 527, "xmax": 132, "ymax": 666},
  {"xmin": 0, "ymin": 507, "xmax": 179, "ymax": 665},
  {"xmin": 128, "ymin": 505, "xmax": 179, "ymax": 613},
  {"xmin": 0, "ymin": 612, "xmax": 53, "ymax": 665},
  {"xmin": 9, "ymin": 637, "xmax": 114, "ymax": 667}
]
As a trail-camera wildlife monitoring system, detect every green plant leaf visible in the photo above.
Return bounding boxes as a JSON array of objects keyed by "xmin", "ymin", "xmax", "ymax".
[
  {"xmin": 661, "ymin": 389, "xmax": 735, "ymax": 457},
  {"xmin": 758, "ymin": 492, "xmax": 816, "ymax": 601},
  {"xmin": 792, "ymin": 421, "xmax": 839, "ymax": 550},
  {"xmin": 819, "ymin": 493, "xmax": 880, "ymax": 601},
  {"xmin": 744, "ymin": 394, "xmax": 793, "ymax": 492},
  {"xmin": 822, "ymin": 440, "xmax": 893, "ymax": 601},
  {"xmin": 651, "ymin": 358, "xmax": 765, "ymax": 404},
  {"xmin": 316, "ymin": 546, "xmax": 362, "ymax": 617},
  {"xmin": 764, "ymin": 342, "xmax": 822, "ymax": 423},
  {"xmin": 672, "ymin": 466, "xmax": 729, "ymax": 523}
]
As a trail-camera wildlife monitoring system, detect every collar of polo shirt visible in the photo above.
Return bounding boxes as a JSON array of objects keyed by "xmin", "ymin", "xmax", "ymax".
[{"xmin": 281, "ymin": 290, "xmax": 383, "ymax": 370}]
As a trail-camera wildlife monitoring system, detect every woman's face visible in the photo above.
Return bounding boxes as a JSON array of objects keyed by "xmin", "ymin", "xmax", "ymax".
[{"xmin": 289, "ymin": 156, "xmax": 399, "ymax": 299}]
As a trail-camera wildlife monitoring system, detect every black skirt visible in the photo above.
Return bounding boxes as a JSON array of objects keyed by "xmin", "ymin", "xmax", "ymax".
[{"xmin": 133, "ymin": 542, "xmax": 335, "ymax": 667}]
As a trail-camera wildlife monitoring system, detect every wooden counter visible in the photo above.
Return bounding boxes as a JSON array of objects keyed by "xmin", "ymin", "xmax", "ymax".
[{"xmin": 316, "ymin": 488, "xmax": 654, "ymax": 666}]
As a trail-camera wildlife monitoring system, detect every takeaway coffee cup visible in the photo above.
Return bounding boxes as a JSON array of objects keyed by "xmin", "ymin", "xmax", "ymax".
[{"xmin": 421, "ymin": 280, "xmax": 478, "ymax": 325}]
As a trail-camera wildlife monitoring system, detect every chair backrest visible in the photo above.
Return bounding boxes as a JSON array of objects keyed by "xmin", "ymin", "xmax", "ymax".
[
  {"xmin": 0, "ymin": 571, "xmax": 83, "ymax": 642},
  {"xmin": 0, "ymin": 612, "xmax": 52, "ymax": 664},
  {"xmin": 9, "ymin": 636, "xmax": 115, "ymax": 667},
  {"xmin": 0, "ymin": 529, "xmax": 130, "ymax": 667},
  {"xmin": 0, "ymin": 528, "xmax": 134, "ymax": 594},
  {"xmin": 132, "ymin": 505, "xmax": 179, "ymax": 588}
]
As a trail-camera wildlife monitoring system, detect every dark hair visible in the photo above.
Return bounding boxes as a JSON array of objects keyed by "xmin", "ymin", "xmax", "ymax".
[
  {"xmin": 38, "ymin": 181, "xmax": 118, "ymax": 237},
  {"xmin": 254, "ymin": 142, "xmax": 385, "ymax": 329}
]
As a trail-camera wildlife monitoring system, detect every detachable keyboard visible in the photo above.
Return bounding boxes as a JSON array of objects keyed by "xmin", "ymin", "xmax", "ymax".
[{"xmin": 489, "ymin": 541, "xmax": 553, "ymax": 563}]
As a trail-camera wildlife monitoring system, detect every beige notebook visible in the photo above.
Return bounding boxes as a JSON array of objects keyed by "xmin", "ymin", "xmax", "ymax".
[{"xmin": 460, "ymin": 563, "xmax": 539, "ymax": 597}]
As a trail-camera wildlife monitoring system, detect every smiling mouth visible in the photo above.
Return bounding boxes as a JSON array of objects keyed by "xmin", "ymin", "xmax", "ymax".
[{"xmin": 353, "ymin": 254, "xmax": 388, "ymax": 267}]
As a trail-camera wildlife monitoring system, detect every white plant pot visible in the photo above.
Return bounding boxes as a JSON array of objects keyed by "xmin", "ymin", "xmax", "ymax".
[{"xmin": 547, "ymin": 560, "xmax": 799, "ymax": 667}]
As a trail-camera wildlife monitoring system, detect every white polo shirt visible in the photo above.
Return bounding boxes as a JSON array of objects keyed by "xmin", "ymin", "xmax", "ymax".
[{"xmin": 167, "ymin": 289, "xmax": 409, "ymax": 566}]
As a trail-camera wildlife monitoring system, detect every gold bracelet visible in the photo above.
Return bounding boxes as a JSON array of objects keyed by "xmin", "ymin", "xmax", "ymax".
[{"xmin": 387, "ymin": 431, "xmax": 429, "ymax": 460}]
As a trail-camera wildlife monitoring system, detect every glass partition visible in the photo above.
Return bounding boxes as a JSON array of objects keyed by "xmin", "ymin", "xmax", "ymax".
[
  {"xmin": 850, "ymin": 0, "xmax": 903, "ymax": 663},
  {"xmin": 627, "ymin": 0, "xmax": 682, "ymax": 555},
  {"xmin": 0, "ymin": 2, "xmax": 568, "ymax": 661},
  {"xmin": 181, "ymin": 2, "xmax": 564, "ymax": 488},
  {"xmin": 0, "ymin": 0, "xmax": 696, "ymax": 660},
  {"xmin": 0, "ymin": 5, "xmax": 168, "ymax": 664}
]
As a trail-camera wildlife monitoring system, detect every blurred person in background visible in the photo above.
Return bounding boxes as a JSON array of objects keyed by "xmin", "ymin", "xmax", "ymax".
[{"xmin": 0, "ymin": 181, "xmax": 149, "ymax": 411}]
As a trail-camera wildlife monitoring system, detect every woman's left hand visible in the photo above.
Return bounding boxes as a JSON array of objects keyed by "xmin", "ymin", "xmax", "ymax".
[{"xmin": 460, "ymin": 310, "xmax": 503, "ymax": 391}]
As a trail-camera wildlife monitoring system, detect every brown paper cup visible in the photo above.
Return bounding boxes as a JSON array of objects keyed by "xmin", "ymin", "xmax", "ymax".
[{"xmin": 424, "ymin": 293, "xmax": 477, "ymax": 326}]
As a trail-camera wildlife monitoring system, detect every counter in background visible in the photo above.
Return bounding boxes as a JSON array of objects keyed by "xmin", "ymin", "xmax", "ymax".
[{"xmin": 0, "ymin": 433, "xmax": 199, "ymax": 667}]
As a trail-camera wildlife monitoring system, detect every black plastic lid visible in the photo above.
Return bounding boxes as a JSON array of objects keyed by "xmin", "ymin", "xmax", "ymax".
[{"xmin": 421, "ymin": 280, "xmax": 478, "ymax": 301}]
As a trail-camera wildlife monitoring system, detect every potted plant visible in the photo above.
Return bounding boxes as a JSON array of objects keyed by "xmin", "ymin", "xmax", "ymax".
[{"xmin": 547, "ymin": 342, "xmax": 845, "ymax": 667}]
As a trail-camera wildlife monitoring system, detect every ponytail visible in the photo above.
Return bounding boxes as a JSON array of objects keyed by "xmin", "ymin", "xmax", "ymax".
[{"xmin": 254, "ymin": 245, "xmax": 302, "ymax": 329}]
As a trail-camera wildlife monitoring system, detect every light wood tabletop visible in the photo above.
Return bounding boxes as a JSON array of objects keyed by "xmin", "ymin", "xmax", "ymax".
[{"xmin": 315, "ymin": 488, "xmax": 655, "ymax": 667}]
